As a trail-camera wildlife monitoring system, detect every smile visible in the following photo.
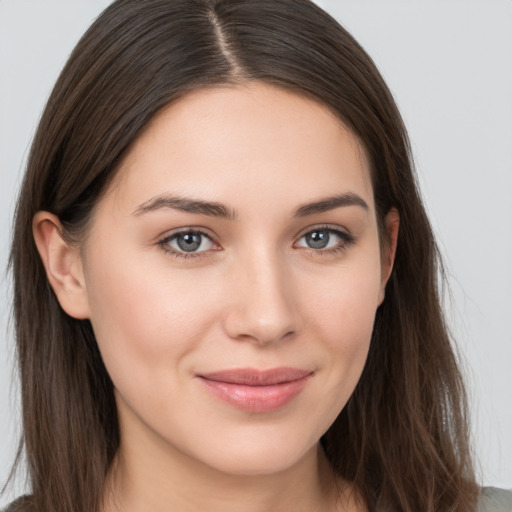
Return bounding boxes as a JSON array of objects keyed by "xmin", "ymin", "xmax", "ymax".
[{"xmin": 196, "ymin": 367, "xmax": 313, "ymax": 412}]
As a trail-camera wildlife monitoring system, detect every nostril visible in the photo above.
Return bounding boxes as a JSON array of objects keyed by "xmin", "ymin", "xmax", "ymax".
[
  {"xmin": 222, "ymin": 259, "xmax": 299, "ymax": 345},
  {"xmin": 223, "ymin": 304, "xmax": 299, "ymax": 346}
]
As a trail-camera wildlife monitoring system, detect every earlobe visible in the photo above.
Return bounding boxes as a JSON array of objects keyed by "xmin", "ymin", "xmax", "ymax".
[
  {"xmin": 32, "ymin": 212, "xmax": 90, "ymax": 319},
  {"xmin": 378, "ymin": 208, "xmax": 400, "ymax": 305}
]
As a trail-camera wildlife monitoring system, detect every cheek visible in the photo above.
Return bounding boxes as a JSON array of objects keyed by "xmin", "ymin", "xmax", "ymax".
[
  {"xmin": 300, "ymin": 254, "xmax": 381, "ymax": 406},
  {"xmin": 304, "ymin": 254, "xmax": 382, "ymax": 348},
  {"xmin": 84, "ymin": 250, "xmax": 223, "ymax": 398}
]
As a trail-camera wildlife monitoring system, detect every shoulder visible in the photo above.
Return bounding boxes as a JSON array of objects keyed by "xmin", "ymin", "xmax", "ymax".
[
  {"xmin": 3, "ymin": 488, "xmax": 512, "ymax": 512},
  {"xmin": 1, "ymin": 496, "xmax": 34, "ymax": 512},
  {"xmin": 477, "ymin": 487, "xmax": 512, "ymax": 512}
]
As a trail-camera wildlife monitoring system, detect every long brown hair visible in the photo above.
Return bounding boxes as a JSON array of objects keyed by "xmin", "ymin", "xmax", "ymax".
[{"xmin": 7, "ymin": 1, "xmax": 478, "ymax": 511}]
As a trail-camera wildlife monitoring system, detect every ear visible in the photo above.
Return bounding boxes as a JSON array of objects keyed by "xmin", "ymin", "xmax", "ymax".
[
  {"xmin": 32, "ymin": 211, "xmax": 90, "ymax": 319},
  {"xmin": 378, "ymin": 208, "xmax": 400, "ymax": 305}
]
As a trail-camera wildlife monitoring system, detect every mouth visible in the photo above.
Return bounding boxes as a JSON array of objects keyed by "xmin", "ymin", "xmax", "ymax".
[{"xmin": 196, "ymin": 367, "xmax": 313, "ymax": 412}]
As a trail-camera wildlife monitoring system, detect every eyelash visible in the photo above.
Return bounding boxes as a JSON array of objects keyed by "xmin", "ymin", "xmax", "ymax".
[
  {"xmin": 294, "ymin": 225, "xmax": 356, "ymax": 256},
  {"xmin": 157, "ymin": 225, "xmax": 356, "ymax": 260},
  {"xmin": 157, "ymin": 229, "xmax": 217, "ymax": 260}
]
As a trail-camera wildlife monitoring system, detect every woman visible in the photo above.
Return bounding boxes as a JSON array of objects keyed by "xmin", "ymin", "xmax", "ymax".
[{"xmin": 2, "ymin": 0, "xmax": 511, "ymax": 511}]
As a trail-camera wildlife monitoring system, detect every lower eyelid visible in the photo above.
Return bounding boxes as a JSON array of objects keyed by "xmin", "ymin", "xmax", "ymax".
[{"xmin": 158, "ymin": 229, "xmax": 217, "ymax": 255}]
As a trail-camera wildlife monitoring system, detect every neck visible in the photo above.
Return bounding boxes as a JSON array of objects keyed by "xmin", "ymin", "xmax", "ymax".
[
  {"xmin": 103, "ymin": 430, "xmax": 353, "ymax": 512},
  {"xmin": 101, "ymin": 393, "xmax": 365, "ymax": 512}
]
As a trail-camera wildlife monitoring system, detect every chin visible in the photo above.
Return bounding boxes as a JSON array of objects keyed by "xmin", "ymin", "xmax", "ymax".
[
  {"xmin": 206, "ymin": 451, "xmax": 312, "ymax": 477},
  {"xmin": 186, "ymin": 427, "xmax": 319, "ymax": 477}
]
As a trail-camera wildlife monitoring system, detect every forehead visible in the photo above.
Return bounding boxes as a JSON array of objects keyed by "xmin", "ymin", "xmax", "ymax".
[{"xmin": 107, "ymin": 82, "xmax": 374, "ymax": 215}]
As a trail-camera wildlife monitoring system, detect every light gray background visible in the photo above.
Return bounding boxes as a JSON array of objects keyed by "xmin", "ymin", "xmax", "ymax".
[{"xmin": 1, "ymin": 0, "xmax": 511, "ymax": 505}]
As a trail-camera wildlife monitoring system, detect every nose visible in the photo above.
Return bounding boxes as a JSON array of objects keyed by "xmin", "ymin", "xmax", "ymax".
[{"xmin": 222, "ymin": 250, "xmax": 299, "ymax": 346}]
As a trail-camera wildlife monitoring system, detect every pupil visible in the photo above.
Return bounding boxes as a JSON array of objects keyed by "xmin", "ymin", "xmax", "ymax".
[
  {"xmin": 306, "ymin": 230, "xmax": 329, "ymax": 249},
  {"xmin": 177, "ymin": 233, "xmax": 201, "ymax": 252}
]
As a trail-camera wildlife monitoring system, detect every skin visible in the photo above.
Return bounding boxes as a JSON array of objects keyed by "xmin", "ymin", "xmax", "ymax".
[{"xmin": 34, "ymin": 82, "xmax": 399, "ymax": 512}]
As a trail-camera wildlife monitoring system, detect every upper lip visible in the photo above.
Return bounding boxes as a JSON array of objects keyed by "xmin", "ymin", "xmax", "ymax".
[{"xmin": 198, "ymin": 367, "xmax": 312, "ymax": 386}]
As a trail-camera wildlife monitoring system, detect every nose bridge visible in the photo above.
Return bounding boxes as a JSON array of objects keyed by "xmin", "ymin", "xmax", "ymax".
[{"xmin": 224, "ymin": 243, "xmax": 298, "ymax": 345}]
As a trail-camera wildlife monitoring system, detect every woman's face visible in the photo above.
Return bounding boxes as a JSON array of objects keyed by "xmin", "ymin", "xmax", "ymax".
[{"xmin": 77, "ymin": 82, "xmax": 396, "ymax": 476}]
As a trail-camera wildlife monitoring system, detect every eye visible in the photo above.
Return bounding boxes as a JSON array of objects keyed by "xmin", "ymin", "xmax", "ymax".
[
  {"xmin": 295, "ymin": 227, "xmax": 354, "ymax": 252},
  {"xmin": 159, "ymin": 229, "xmax": 217, "ymax": 257}
]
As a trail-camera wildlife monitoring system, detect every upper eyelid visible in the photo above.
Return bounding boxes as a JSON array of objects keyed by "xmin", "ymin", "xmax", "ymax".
[
  {"xmin": 159, "ymin": 227, "xmax": 216, "ymax": 242},
  {"xmin": 159, "ymin": 224, "xmax": 349, "ymax": 240},
  {"xmin": 157, "ymin": 228, "xmax": 218, "ymax": 255},
  {"xmin": 294, "ymin": 227, "xmax": 354, "ymax": 247},
  {"xmin": 158, "ymin": 229, "xmax": 218, "ymax": 259},
  {"xmin": 294, "ymin": 224, "xmax": 351, "ymax": 240}
]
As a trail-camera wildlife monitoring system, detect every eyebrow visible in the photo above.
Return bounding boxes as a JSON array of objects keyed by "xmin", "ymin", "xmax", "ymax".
[
  {"xmin": 132, "ymin": 192, "xmax": 369, "ymax": 219},
  {"xmin": 293, "ymin": 193, "xmax": 369, "ymax": 217},
  {"xmin": 133, "ymin": 194, "xmax": 237, "ymax": 220}
]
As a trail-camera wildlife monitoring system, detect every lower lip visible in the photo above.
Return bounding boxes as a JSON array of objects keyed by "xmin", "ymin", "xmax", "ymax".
[{"xmin": 197, "ymin": 375, "xmax": 312, "ymax": 412}]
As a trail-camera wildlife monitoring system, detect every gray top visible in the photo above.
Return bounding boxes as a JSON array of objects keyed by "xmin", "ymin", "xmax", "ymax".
[
  {"xmin": 3, "ymin": 487, "xmax": 512, "ymax": 511},
  {"xmin": 478, "ymin": 487, "xmax": 512, "ymax": 512}
]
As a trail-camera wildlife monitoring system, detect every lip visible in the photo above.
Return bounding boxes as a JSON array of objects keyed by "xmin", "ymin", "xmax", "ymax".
[{"xmin": 196, "ymin": 367, "xmax": 313, "ymax": 412}]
